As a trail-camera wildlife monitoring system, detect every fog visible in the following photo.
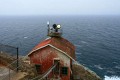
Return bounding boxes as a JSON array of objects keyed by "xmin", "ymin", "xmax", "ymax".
[{"xmin": 0, "ymin": 0, "xmax": 120, "ymax": 16}]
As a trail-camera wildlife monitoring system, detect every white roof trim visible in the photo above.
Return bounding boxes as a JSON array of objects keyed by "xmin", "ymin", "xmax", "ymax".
[
  {"xmin": 48, "ymin": 44, "xmax": 76, "ymax": 62},
  {"xmin": 27, "ymin": 44, "xmax": 49, "ymax": 56},
  {"xmin": 27, "ymin": 44, "xmax": 76, "ymax": 62}
]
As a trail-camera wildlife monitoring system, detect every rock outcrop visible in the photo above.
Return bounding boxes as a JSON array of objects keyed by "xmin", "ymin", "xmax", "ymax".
[{"xmin": 72, "ymin": 63, "xmax": 101, "ymax": 80}]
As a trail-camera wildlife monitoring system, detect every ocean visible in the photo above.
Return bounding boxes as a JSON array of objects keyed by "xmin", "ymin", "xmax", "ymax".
[{"xmin": 0, "ymin": 15, "xmax": 120, "ymax": 79}]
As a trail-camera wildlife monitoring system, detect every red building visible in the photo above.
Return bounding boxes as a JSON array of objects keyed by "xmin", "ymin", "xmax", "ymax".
[{"xmin": 28, "ymin": 24, "xmax": 76, "ymax": 80}]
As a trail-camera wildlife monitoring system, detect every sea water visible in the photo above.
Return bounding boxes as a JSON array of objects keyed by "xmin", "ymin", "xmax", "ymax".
[{"xmin": 0, "ymin": 15, "xmax": 120, "ymax": 79}]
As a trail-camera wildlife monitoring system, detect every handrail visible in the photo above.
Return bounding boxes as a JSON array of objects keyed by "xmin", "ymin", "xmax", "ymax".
[
  {"xmin": 39, "ymin": 62, "xmax": 58, "ymax": 80},
  {"xmin": 6, "ymin": 59, "xmax": 18, "ymax": 67},
  {"xmin": 31, "ymin": 62, "xmax": 58, "ymax": 80}
]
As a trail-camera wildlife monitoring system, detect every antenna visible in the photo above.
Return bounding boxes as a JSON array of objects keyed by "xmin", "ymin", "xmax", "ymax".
[
  {"xmin": 47, "ymin": 21, "xmax": 50, "ymax": 27},
  {"xmin": 47, "ymin": 21, "xmax": 50, "ymax": 35}
]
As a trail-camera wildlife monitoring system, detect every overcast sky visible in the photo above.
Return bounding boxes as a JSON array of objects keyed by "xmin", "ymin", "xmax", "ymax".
[{"xmin": 0, "ymin": 0, "xmax": 120, "ymax": 16}]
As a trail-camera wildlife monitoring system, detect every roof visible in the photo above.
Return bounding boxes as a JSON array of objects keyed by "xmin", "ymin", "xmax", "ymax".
[{"xmin": 28, "ymin": 37, "xmax": 75, "ymax": 59}]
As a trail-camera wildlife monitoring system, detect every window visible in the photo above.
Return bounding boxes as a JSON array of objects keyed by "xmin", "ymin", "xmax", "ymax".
[
  {"xmin": 61, "ymin": 67, "xmax": 68, "ymax": 75},
  {"xmin": 35, "ymin": 64, "xmax": 41, "ymax": 74},
  {"xmin": 53, "ymin": 59, "xmax": 60, "ymax": 74},
  {"xmin": 54, "ymin": 62, "xmax": 60, "ymax": 73}
]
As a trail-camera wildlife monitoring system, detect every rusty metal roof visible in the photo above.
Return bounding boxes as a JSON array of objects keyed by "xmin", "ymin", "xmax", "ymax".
[{"xmin": 29, "ymin": 37, "xmax": 76, "ymax": 59}]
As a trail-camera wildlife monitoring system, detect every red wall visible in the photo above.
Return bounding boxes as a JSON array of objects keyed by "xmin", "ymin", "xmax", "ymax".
[{"xmin": 29, "ymin": 46, "xmax": 71, "ymax": 80}]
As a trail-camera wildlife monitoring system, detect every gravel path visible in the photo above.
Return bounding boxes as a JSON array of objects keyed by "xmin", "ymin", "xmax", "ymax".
[
  {"xmin": 0, "ymin": 66, "xmax": 9, "ymax": 76},
  {"xmin": 0, "ymin": 66, "xmax": 15, "ymax": 80}
]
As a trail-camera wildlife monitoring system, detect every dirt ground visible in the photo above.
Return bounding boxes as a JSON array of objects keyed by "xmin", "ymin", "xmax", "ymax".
[
  {"xmin": 0, "ymin": 66, "xmax": 17, "ymax": 80},
  {"xmin": 0, "ymin": 66, "xmax": 9, "ymax": 78}
]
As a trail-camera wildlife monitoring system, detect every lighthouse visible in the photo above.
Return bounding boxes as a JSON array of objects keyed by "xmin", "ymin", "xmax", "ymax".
[{"xmin": 28, "ymin": 23, "xmax": 76, "ymax": 80}]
